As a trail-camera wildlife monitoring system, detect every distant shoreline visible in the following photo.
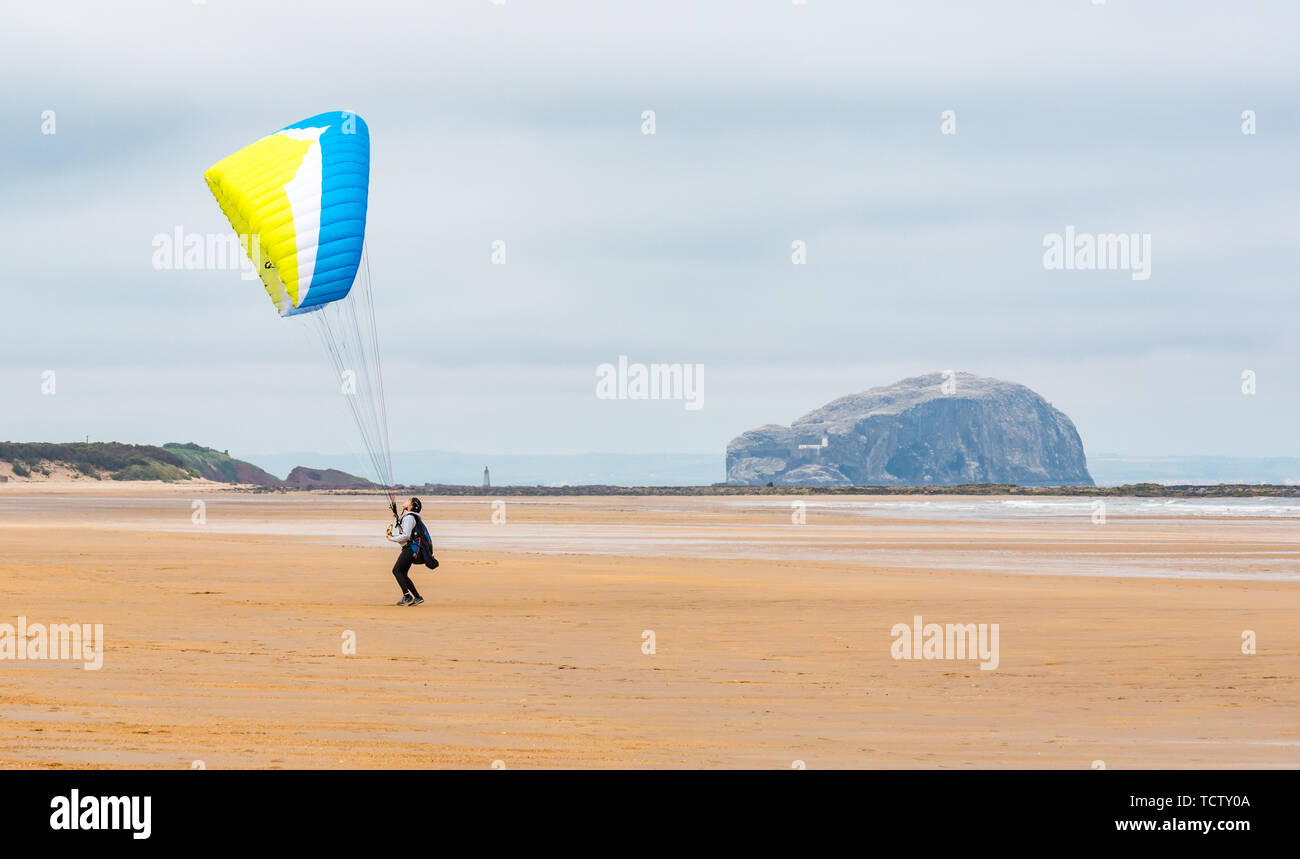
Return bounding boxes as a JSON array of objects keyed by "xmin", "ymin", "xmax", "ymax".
[
  {"xmin": 4, "ymin": 476, "xmax": 1298, "ymax": 499},
  {"xmin": 373, "ymin": 483, "xmax": 1300, "ymax": 498}
]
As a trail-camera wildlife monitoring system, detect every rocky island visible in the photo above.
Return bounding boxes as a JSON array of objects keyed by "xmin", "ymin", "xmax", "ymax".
[{"xmin": 726, "ymin": 372, "xmax": 1093, "ymax": 487}]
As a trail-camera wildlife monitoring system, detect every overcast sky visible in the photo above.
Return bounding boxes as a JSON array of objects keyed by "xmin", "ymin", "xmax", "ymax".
[{"xmin": 1, "ymin": 1, "xmax": 1297, "ymax": 467}]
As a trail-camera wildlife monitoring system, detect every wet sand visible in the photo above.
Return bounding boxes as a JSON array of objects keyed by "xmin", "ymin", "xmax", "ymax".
[{"xmin": 1, "ymin": 486, "xmax": 1297, "ymax": 768}]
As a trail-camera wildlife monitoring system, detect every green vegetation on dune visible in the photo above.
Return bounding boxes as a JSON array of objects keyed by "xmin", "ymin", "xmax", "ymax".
[
  {"xmin": 0, "ymin": 441, "xmax": 198, "ymax": 482},
  {"xmin": 162, "ymin": 442, "xmax": 282, "ymax": 487},
  {"xmin": 0, "ymin": 440, "xmax": 367, "ymax": 487},
  {"xmin": 111, "ymin": 461, "xmax": 196, "ymax": 481}
]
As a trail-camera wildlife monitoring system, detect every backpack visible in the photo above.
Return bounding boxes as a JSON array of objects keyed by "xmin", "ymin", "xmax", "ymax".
[{"xmin": 407, "ymin": 512, "xmax": 439, "ymax": 570}]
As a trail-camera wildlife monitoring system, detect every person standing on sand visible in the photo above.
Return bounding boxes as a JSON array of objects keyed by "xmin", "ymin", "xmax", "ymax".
[{"xmin": 386, "ymin": 497, "xmax": 425, "ymax": 606}]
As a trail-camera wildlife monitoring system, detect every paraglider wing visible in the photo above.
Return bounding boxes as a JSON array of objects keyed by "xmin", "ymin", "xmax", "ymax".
[
  {"xmin": 203, "ymin": 112, "xmax": 397, "ymax": 506},
  {"xmin": 203, "ymin": 111, "xmax": 370, "ymax": 316}
]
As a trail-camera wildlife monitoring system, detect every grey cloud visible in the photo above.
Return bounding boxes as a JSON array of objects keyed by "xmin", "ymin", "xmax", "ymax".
[{"xmin": 1, "ymin": 1, "xmax": 1296, "ymax": 458}]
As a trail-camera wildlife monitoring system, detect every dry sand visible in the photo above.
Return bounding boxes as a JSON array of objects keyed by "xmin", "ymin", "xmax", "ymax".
[{"xmin": 0, "ymin": 485, "xmax": 1296, "ymax": 769}]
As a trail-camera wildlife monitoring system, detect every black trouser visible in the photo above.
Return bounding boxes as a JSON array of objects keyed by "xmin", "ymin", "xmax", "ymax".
[{"xmin": 392, "ymin": 548, "xmax": 422, "ymax": 599}]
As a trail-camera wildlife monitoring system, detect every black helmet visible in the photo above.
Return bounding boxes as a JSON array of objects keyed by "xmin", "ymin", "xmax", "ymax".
[{"xmin": 409, "ymin": 497, "xmax": 422, "ymax": 513}]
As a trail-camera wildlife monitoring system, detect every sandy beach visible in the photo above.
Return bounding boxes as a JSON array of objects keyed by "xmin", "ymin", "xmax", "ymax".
[{"xmin": 1, "ymin": 484, "xmax": 1296, "ymax": 769}]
